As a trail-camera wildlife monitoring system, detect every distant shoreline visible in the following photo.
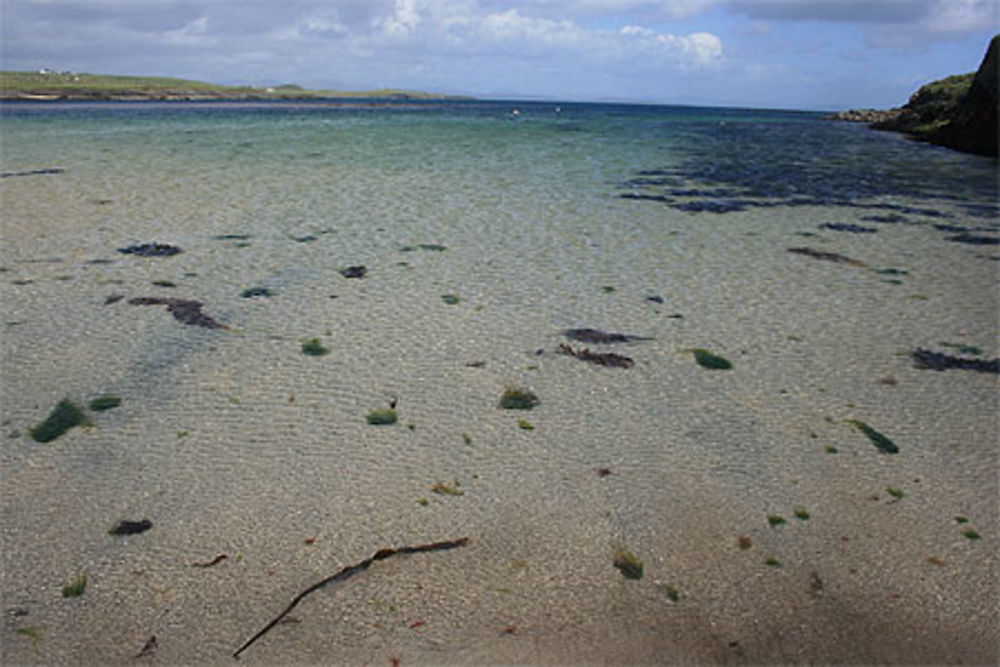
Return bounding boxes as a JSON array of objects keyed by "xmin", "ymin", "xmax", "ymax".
[{"xmin": 0, "ymin": 70, "xmax": 472, "ymax": 102}]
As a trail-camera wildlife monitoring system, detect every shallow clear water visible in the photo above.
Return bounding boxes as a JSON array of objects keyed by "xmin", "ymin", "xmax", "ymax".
[{"xmin": 2, "ymin": 100, "xmax": 997, "ymax": 665}]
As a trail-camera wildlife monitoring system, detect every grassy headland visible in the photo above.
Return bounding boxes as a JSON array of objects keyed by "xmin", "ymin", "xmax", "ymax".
[{"xmin": 0, "ymin": 71, "xmax": 468, "ymax": 101}]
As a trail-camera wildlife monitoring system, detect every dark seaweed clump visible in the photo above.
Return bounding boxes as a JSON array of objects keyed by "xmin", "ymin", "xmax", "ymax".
[
  {"xmin": 340, "ymin": 266, "xmax": 367, "ymax": 279},
  {"xmin": 563, "ymin": 328, "xmax": 652, "ymax": 344},
  {"xmin": 129, "ymin": 297, "xmax": 228, "ymax": 329},
  {"xmin": 118, "ymin": 243, "xmax": 182, "ymax": 257},
  {"xmin": 499, "ymin": 388, "xmax": 539, "ymax": 410},
  {"xmin": 559, "ymin": 343, "xmax": 634, "ymax": 368},
  {"xmin": 820, "ymin": 222, "xmax": 877, "ymax": 233},
  {"xmin": 240, "ymin": 287, "xmax": 273, "ymax": 299},
  {"xmin": 0, "ymin": 168, "xmax": 64, "ymax": 178},
  {"xmin": 846, "ymin": 419, "xmax": 899, "ymax": 454},
  {"xmin": 88, "ymin": 395, "xmax": 122, "ymax": 411},
  {"xmin": 109, "ymin": 519, "xmax": 152, "ymax": 536},
  {"xmin": 911, "ymin": 349, "xmax": 999, "ymax": 374},
  {"xmin": 30, "ymin": 398, "xmax": 90, "ymax": 443},
  {"xmin": 787, "ymin": 247, "xmax": 866, "ymax": 267},
  {"xmin": 691, "ymin": 349, "xmax": 733, "ymax": 370},
  {"xmin": 946, "ymin": 233, "xmax": 999, "ymax": 246}
]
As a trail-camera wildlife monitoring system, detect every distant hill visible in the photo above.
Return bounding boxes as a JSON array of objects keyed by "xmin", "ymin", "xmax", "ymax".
[{"xmin": 0, "ymin": 71, "xmax": 471, "ymax": 101}]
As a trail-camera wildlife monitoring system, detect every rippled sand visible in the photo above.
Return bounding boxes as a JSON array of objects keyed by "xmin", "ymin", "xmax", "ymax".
[{"xmin": 2, "ymin": 108, "xmax": 997, "ymax": 665}]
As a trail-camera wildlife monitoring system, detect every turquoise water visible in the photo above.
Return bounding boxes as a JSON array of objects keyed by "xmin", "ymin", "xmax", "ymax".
[{"xmin": 2, "ymin": 100, "xmax": 998, "ymax": 664}]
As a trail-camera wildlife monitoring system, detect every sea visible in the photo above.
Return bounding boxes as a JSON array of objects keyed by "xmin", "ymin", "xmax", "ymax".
[{"xmin": 1, "ymin": 99, "xmax": 998, "ymax": 665}]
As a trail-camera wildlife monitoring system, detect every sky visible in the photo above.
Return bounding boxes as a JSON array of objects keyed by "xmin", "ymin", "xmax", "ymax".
[{"xmin": 2, "ymin": 0, "xmax": 997, "ymax": 109}]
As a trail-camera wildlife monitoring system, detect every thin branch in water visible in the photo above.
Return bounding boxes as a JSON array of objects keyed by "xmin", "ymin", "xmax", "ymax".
[{"xmin": 232, "ymin": 537, "xmax": 469, "ymax": 659}]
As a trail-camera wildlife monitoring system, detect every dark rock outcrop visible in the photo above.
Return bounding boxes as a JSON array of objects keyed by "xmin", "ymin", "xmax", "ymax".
[{"xmin": 834, "ymin": 35, "xmax": 998, "ymax": 158}]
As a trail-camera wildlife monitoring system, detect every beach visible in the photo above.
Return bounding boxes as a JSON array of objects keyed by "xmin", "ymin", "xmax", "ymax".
[{"xmin": 1, "ymin": 101, "xmax": 997, "ymax": 665}]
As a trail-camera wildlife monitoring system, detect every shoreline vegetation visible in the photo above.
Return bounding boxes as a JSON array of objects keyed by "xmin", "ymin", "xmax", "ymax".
[
  {"xmin": 832, "ymin": 34, "xmax": 998, "ymax": 158},
  {"xmin": 0, "ymin": 70, "xmax": 471, "ymax": 102}
]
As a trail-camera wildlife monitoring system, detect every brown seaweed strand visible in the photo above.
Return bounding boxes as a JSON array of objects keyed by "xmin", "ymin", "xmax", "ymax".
[{"xmin": 232, "ymin": 537, "xmax": 469, "ymax": 659}]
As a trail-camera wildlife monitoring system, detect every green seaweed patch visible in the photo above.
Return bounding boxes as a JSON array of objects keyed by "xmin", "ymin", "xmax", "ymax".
[
  {"xmin": 767, "ymin": 515, "xmax": 786, "ymax": 527},
  {"xmin": 939, "ymin": 342, "xmax": 983, "ymax": 356},
  {"xmin": 824, "ymin": 445, "xmax": 839, "ymax": 454},
  {"xmin": 431, "ymin": 480, "xmax": 463, "ymax": 496},
  {"xmin": 613, "ymin": 548, "xmax": 644, "ymax": 580},
  {"xmin": 602, "ymin": 286, "xmax": 616, "ymax": 293},
  {"xmin": 793, "ymin": 507, "xmax": 811, "ymax": 520},
  {"xmin": 240, "ymin": 286, "xmax": 273, "ymax": 299},
  {"xmin": 499, "ymin": 387, "xmax": 539, "ymax": 410},
  {"xmin": 954, "ymin": 516, "xmax": 969, "ymax": 524},
  {"xmin": 887, "ymin": 486, "xmax": 905, "ymax": 499},
  {"xmin": 875, "ymin": 268, "xmax": 908, "ymax": 276},
  {"xmin": 88, "ymin": 395, "xmax": 122, "ymax": 412},
  {"xmin": 462, "ymin": 432, "xmax": 473, "ymax": 445},
  {"xmin": 845, "ymin": 419, "xmax": 899, "ymax": 454},
  {"xmin": 61, "ymin": 575, "xmax": 87, "ymax": 598},
  {"xmin": 16, "ymin": 627, "xmax": 43, "ymax": 641},
  {"xmin": 764, "ymin": 558, "xmax": 781, "ymax": 567},
  {"xmin": 517, "ymin": 419, "xmax": 534, "ymax": 431},
  {"xmin": 963, "ymin": 529, "xmax": 980, "ymax": 540},
  {"xmin": 366, "ymin": 408, "xmax": 398, "ymax": 425},
  {"xmin": 30, "ymin": 398, "xmax": 90, "ymax": 443},
  {"xmin": 301, "ymin": 338, "xmax": 330, "ymax": 356},
  {"xmin": 659, "ymin": 584, "xmax": 681, "ymax": 602},
  {"xmin": 441, "ymin": 294, "xmax": 460, "ymax": 305},
  {"xmin": 689, "ymin": 349, "xmax": 733, "ymax": 370}
]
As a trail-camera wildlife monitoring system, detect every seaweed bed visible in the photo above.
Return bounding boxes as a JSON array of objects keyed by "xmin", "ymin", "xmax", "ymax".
[
  {"xmin": 558, "ymin": 343, "xmax": 634, "ymax": 368},
  {"xmin": 563, "ymin": 328, "xmax": 652, "ymax": 344},
  {"xmin": 128, "ymin": 297, "xmax": 228, "ymax": 329},
  {"xmin": 117, "ymin": 243, "xmax": 183, "ymax": 257},
  {"xmin": 911, "ymin": 348, "xmax": 999, "ymax": 373},
  {"xmin": 787, "ymin": 247, "xmax": 867, "ymax": 267}
]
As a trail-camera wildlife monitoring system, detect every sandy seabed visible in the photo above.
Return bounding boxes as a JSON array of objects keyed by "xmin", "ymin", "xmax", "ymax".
[{"xmin": 1, "ymin": 152, "xmax": 998, "ymax": 666}]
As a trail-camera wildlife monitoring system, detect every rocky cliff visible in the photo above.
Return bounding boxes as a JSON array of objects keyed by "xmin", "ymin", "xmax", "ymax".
[{"xmin": 834, "ymin": 35, "xmax": 998, "ymax": 158}]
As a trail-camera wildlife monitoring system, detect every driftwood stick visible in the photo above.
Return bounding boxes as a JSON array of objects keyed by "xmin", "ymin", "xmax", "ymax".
[{"xmin": 233, "ymin": 537, "xmax": 469, "ymax": 659}]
